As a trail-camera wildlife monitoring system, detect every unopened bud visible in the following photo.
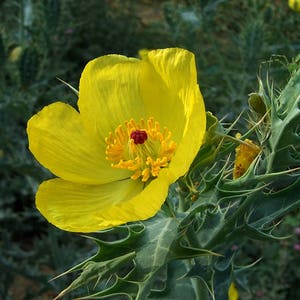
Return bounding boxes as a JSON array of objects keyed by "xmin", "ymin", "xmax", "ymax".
[{"xmin": 248, "ymin": 93, "xmax": 266, "ymax": 115}]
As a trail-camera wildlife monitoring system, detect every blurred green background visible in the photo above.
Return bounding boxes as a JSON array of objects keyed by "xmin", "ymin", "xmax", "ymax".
[{"xmin": 1, "ymin": 0, "xmax": 300, "ymax": 299}]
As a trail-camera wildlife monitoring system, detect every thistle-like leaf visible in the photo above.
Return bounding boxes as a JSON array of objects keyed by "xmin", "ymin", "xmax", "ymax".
[
  {"xmin": 55, "ymin": 213, "xmax": 215, "ymax": 299},
  {"xmin": 265, "ymin": 67, "xmax": 300, "ymax": 173}
]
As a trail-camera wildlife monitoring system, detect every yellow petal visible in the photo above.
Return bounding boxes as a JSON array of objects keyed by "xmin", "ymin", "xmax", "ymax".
[
  {"xmin": 289, "ymin": 0, "xmax": 300, "ymax": 12},
  {"xmin": 139, "ymin": 59, "xmax": 185, "ymax": 143},
  {"xmin": 78, "ymin": 55, "xmax": 145, "ymax": 139},
  {"xmin": 27, "ymin": 102, "xmax": 130, "ymax": 184},
  {"xmin": 144, "ymin": 48, "xmax": 198, "ymax": 95},
  {"xmin": 140, "ymin": 48, "xmax": 198, "ymax": 140},
  {"xmin": 168, "ymin": 85, "xmax": 206, "ymax": 181},
  {"xmin": 36, "ymin": 171, "xmax": 170, "ymax": 232},
  {"xmin": 141, "ymin": 48, "xmax": 206, "ymax": 180}
]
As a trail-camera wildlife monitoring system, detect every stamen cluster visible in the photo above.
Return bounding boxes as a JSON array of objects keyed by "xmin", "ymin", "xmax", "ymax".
[{"xmin": 105, "ymin": 118, "xmax": 177, "ymax": 182}]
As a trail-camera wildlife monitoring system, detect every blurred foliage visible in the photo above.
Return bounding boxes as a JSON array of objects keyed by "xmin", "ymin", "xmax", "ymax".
[
  {"xmin": 237, "ymin": 210, "xmax": 300, "ymax": 300},
  {"xmin": 0, "ymin": 0, "xmax": 300, "ymax": 299}
]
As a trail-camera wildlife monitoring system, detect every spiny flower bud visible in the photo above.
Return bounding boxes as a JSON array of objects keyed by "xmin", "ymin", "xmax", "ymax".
[{"xmin": 248, "ymin": 93, "xmax": 266, "ymax": 115}]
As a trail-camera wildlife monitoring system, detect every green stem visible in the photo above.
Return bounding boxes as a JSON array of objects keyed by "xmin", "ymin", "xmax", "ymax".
[
  {"xmin": 185, "ymin": 223, "xmax": 209, "ymax": 299},
  {"xmin": 185, "ymin": 258, "xmax": 209, "ymax": 300},
  {"xmin": 178, "ymin": 190, "xmax": 209, "ymax": 300}
]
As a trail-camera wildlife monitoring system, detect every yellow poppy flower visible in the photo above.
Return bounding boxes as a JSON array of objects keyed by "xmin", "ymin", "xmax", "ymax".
[
  {"xmin": 27, "ymin": 48, "xmax": 206, "ymax": 232},
  {"xmin": 289, "ymin": 0, "xmax": 300, "ymax": 12},
  {"xmin": 233, "ymin": 133, "xmax": 260, "ymax": 179},
  {"xmin": 9, "ymin": 45, "xmax": 23, "ymax": 62},
  {"xmin": 228, "ymin": 283, "xmax": 239, "ymax": 300}
]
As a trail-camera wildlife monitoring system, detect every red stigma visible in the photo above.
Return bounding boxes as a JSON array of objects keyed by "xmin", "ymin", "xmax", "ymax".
[{"xmin": 130, "ymin": 130, "xmax": 148, "ymax": 144}]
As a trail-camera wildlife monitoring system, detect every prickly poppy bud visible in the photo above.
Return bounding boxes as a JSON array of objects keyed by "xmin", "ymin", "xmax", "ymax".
[{"xmin": 248, "ymin": 93, "xmax": 266, "ymax": 115}]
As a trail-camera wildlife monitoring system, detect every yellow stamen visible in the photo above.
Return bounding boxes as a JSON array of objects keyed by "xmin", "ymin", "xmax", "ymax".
[{"xmin": 105, "ymin": 117, "xmax": 177, "ymax": 182}]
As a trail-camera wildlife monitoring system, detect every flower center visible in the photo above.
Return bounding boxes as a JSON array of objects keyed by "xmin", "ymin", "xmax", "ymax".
[{"xmin": 105, "ymin": 118, "xmax": 177, "ymax": 182}]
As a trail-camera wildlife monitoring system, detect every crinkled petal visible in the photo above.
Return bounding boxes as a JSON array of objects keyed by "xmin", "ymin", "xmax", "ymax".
[
  {"xmin": 78, "ymin": 55, "xmax": 145, "ymax": 139},
  {"xmin": 142, "ymin": 48, "xmax": 198, "ymax": 99},
  {"xmin": 141, "ymin": 48, "xmax": 206, "ymax": 180},
  {"xmin": 139, "ymin": 59, "xmax": 185, "ymax": 142},
  {"xmin": 27, "ymin": 102, "xmax": 130, "ymax": 184},
  {"xmin": 168, "ymin": 85, "xmax": 206, "ymax": 181},
  {"xmin": 36, "ymin": 170, "xmax": 170, "ymax": 232}
]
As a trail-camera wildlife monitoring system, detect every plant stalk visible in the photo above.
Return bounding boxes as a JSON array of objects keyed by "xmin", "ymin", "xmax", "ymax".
[{"xmin": 177, "ymin": 189, "xmax": 209, "ymax": 300}]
